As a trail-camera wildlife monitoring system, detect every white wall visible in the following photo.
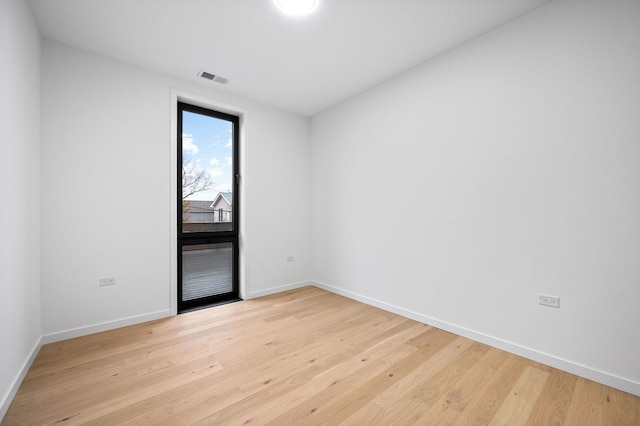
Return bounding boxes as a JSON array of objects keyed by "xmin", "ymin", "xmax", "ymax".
[
  {"xmin": 311, "ymin": 0, "xmax": 640, "ymax": 395},
  {"xmin": 41, "ymin": 40, "xmax": 311, "ymax": 339},
  {"xmin": 0, "ymin": 0, "xmax": 42, "ymax": 417}
]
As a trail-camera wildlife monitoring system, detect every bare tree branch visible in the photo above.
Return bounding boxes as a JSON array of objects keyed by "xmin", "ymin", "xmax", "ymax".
[{"xmin": 182, "ymin": 155, "xmax": 212, "ymax": 199}]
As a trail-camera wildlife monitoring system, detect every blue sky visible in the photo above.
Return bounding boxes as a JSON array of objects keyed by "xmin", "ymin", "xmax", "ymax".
[{"xmin": 182, "ymin": 111, "xmax": 233, "ymax": 201}]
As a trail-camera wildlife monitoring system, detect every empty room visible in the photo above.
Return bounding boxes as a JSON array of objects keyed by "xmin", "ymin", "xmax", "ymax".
[{"xmin": 1, "ymin": 0, "xmax": 639, "ymax": 424}]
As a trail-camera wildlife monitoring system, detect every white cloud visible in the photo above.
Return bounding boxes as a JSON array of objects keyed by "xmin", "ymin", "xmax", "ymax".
[
  {"xmin": 209, "ymin": 157, "xmax": 219, "ymax": 166},
  {"xmin": 209, "ymin": 167, "xmax": 224, "ymax": 177},
  {"xmin": 225, "ymin": 138, "xmax": 232, "ymax": 148},
  {"xmin": 225, "ymin": 156, "xmax": 232, "ymax": 165},
  {"xmin": 182, "ymin": 133, "xmax": 198, "ymax": 154}
]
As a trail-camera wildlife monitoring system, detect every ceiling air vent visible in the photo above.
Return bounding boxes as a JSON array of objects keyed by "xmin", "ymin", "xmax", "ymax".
[{"xmin": 198, "ymin": 70, "xmax": 229, "ymax": 85}]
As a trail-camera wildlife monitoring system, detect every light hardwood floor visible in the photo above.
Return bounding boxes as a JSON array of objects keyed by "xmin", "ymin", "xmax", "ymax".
[{"xmin": 3, "ymin": 286, "xmax": 639, "ymax": 425}]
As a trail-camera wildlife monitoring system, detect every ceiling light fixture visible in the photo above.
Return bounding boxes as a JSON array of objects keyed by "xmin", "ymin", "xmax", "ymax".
[{"xmin": 275, "ymin": 0, "xmax": 318, "ymax": 16}]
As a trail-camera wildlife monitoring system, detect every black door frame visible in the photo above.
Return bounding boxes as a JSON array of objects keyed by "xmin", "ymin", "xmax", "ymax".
[{"xmin": 177, "ymin": 101, "xmax": 240, "ymax": 312}]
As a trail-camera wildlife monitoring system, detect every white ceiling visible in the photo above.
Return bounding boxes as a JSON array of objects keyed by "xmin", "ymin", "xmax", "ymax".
[{"xmin": 28, "ymin": 0, "xmax": 553, "ymax": 116}]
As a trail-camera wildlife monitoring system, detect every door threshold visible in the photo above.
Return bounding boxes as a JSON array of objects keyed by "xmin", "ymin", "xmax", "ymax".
[{"xmin": 179, "ymin": 298, "xmax": 243, "ymax": 314}]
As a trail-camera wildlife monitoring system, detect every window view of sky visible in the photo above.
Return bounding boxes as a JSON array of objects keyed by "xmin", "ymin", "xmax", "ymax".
[{"xmin": 182, "ymin": 111, "xmax": 233, "ymax": 201}]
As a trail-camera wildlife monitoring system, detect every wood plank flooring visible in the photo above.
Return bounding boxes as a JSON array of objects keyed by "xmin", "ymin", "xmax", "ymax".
[{"xmin": 3, "ymin": 286, "xmax": 639, "ymax": 425}]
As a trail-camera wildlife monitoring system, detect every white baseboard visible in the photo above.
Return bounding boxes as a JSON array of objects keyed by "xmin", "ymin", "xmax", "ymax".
[
  {"xmin": 1, "ymin": 337, "xmax": 42, "ymax": 421},
  {"xmin": 245, "ymin": 280, "xmax": 313, "ymax": 299},
  {"xmin": 41, "ymin": 310, "xmax": 171, "ymax": 344},
  {"xmin": 311, "ymin": 281, "xmax": 640, "ymax": 397}
]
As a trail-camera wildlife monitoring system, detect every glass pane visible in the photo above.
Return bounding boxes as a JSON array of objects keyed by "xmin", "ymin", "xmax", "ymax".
[
  {"xmin": 182, "ymin": 242, "xmax": 233, "ymax": 301},
  {"xmin": 182, "ymin": 110, "xmax": 234, "ymax": 233}
]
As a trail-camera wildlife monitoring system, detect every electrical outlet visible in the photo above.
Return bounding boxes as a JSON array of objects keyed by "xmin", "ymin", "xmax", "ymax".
[
  {"xmin": 539, "ymin": 294, "xmax": 559, "ymax": 308},
  {"xmin": 99, "ymin": 277, "xmax": 115, "ymax": 286},
  {"xmin": 286, "ymin": 256, "xmax": 294, "ymax": 262}
]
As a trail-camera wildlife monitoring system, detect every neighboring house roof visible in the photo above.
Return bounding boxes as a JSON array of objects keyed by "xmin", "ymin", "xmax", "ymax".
[
  {"xmin": 184, "ymin": 200, "xmax": 215, "ymax": 213},
  {"xmin": 212, "ymin": 192, "xmax": 232, "ymax": 207}
]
